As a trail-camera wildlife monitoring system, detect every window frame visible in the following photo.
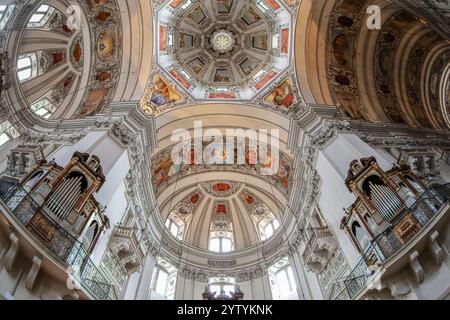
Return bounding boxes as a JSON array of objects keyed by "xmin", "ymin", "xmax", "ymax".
[
  {"xmin": 260, "ymin": 218, "xmax": 280, "ymax": 240},
  {"xmin": 0, "ymin": 5, "xmax": 14, "ymax": 31},
  {"xmin": 17, "ymin": 53, "xmax": 37, "ymax": 82},
  {"xmin": 209, "ymin": 236, "xmax": 233, "ymax": 253},
  {"xmin": 30, "ymin": 97, "xmax": 57, "ymax": 119},
  {"xmin": 27, "ymin": 4, "xmax": 55, "ymax": 28},
  {"xmin": 0, "ymin": 121, "xmax": 19, "ymax": 148}
]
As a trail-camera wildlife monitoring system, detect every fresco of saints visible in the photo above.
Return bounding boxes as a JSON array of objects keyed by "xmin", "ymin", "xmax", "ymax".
[
  {"xmin": 151, "ymin": 76, "xmax": 172, "ymax": 106},
  {"xmin": 273, "ymin": 84, "xmax": 294, "ymax": 107},
  {"xmin": 265, "ymin": 79, "xmax": 295, "ymax": 108}
]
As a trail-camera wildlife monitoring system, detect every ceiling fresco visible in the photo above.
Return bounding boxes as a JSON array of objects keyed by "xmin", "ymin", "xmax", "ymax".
[
  {"xmin": 151, "ymin": 137, "xmax": 293, "ymax": 195},
  {"xmin": 75, "ymin": 0, "xmax": 122, "ymax": 118},
  {"xmin": 201, "ymin": 181, "xmax": 243, "ymax": 197},
  {"xmin": 140, "ymin": 0, "xmax": 302, "ymax": 116},
  {"xmin": 166, "ymin": 189, "xmax": 205, "ymax": 232}
]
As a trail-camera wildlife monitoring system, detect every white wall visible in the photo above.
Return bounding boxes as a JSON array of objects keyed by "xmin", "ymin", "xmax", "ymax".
[{"xmin": 315, "ymin": 133, "xmax": 397, "ymax": 267}]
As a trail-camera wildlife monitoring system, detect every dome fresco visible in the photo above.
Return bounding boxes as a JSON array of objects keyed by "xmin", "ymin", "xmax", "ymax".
[{"xmin": 155, "ymin": 0, "xmax": 293, "ymax": 101}]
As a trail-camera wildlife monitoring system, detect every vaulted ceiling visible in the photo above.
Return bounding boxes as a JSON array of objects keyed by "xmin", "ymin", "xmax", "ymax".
[{"xmin": 1, "ymin": 0, "xmax": 449, "ymax": 249}]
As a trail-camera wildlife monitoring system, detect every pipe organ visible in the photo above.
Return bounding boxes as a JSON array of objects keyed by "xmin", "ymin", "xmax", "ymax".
[
  {"xmin": 341, "ymin": 157, "xmax": 428, "ymax": 255},
  {"xmin": 19, "ymin": 151, "xmax": 108, "ymax": 253}
]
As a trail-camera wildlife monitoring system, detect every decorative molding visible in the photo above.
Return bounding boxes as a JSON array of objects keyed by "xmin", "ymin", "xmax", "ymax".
[
  {"xmin": 19, "ymin": 129, "xmax": 87, "ymax": 145},
  {"xmin": 207, "ymin": 259, "xmax": 237, "ymax": 268}
]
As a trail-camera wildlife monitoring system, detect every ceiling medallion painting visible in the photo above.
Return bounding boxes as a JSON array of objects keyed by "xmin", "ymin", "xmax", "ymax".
[
  {"xmin": 201, "ymin": 181, "xmax": 242, "ymax": 197},
  {"xmin": 154, "ymin": 0, "xmax": 294, "ymax": 103}
]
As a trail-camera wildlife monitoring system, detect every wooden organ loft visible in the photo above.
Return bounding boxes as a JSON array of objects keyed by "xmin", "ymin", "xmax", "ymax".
[
  {"xmin": 340, "ymin": 157, "xmax": 442, "ymax": 261},
  {"xmin": 5, "ymin": 151, "xmax": 109, "ymax": 255}
]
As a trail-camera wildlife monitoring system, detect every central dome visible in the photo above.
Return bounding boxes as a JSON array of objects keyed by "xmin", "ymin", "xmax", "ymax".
[{"xmin": 156, "ymin": 0, "xmax": 293, "ymax": 101}]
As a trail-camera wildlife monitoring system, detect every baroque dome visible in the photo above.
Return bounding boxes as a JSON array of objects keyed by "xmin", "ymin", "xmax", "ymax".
[{"xmin": 155, "ymin": 0, "xmax": 293, "ymax": 101}]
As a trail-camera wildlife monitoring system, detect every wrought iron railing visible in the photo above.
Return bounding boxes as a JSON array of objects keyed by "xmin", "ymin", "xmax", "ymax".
[
  {"xmin": 340, "ymin": 183, "xmax": 450, "ymax": 299},
  {"xmin": 0, "ymin": 179, "xmax": 117, "ymax": 300}
]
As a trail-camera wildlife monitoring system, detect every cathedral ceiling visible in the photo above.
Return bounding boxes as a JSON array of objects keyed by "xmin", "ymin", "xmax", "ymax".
[
  {"xmin": 1, "ymin": 0, "xmax": 449, "ymax": 248},
  {"xmin": 157, "ymin": 178, "xmax": 286, "ymax": 249},
  {"xmin": 140, "ymin": 0, "xmax": 302, "ymax": 116}
]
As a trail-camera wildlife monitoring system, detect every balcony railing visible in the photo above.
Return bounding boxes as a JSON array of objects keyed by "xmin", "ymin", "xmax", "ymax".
[
  {"xmin": 340, "ymin": 183, "xmax": 450, "ymax": 299},
  {"xmin": 0, "ymin": 179, "xmax": 117, "ymax": 300}
]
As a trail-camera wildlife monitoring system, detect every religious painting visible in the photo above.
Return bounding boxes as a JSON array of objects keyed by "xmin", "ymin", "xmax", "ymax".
[
  {"xmin": 152, "ymin": 151, "xmax": 179, "ymax": 189},
  {"xmin": 169, "ymin": 0, "xmax": 183, "ymax": 9},
  {"xmin": 245, "ymin": 149, "xmax": 258, "ymax": 165},
  {"xmin": 255, "ymin": 71, "xmax": 278, "ymax": 90},
  {"xmin": 241, "ymin": 6, "xmax": 262, "ymax": 26},
  {"xmin": 266, "ymin": 0, "xmax": 280, "ymax": 10},
  {"xmin": 241, "ymin": 192, "xmax": 254, "ymax": 205},
  {"xmin": 188, "ymin": 6, "xmax": 207, "ymax": 25},
  {"xmin": 148, "ymin": 75, "xmax": 183, "ymax": 108},
  {"xmin": 216, "ymin": 204, "xmax": 227, "ymax": 214},
  {"xmin": 264, "ymin": 78, "xmax": 294, "ymax": 108},
  {"xmin": 208, "ymin": 92, "xmax": 237, "ymax": 99},
  {"xmin": 190, "ymin": 193, "xmax": 200, "ymax": 204},
  {"xmin": 179, "ymin": 33, "xmax": 194, "ymax": 49},
  {"xmin": 252, "ymin": 34, "xmax": 268, "ymax": 50},
  {"xmin": 275, "ymin": 158, "xmax": 291, "ymax": 189},
  {"xmin": 159, "ymin": 25, "xmax": 167, "ymax": 52},
  {"xmin": 72, "ymin": 40, "xmax": 82, "ymax": 65},
  {"xmin": 239, "ymin": 58, "xmax": 259, "ymax": 76},
  {"xmin": 187, "ymin": 58, "xmax": 205, "ymax": 75},
  {"xmin": 214, "ymin": 69, "xmax": 231, "ymax": 82},
  {"xmin": 87, "ymin": 0, "xmax": 109, "ymax": 9},
  {"xmin": 79, "ymin": 89, "xmax": 110, "ymax": 117},
  {"xmin": 97, "ymin": 28, "xmax": 116, "ymax": 62},
  {"xmin": 169, "ymin": 69, "xmax": 191, "ymax": 90},
  {"xmin": 280, "ymin": 28, "xmax": 289, "ymax": 54},
  {"xmin": 285, "ymin": 0, "xmax": 298, "ymax": 6},
  {"xmin": 212, "ymin": 183, "xmax": 231, "ymax": 193},
  {"xmin": 217, "ymin": 0, "xmax": 233, "ymax": 13}
]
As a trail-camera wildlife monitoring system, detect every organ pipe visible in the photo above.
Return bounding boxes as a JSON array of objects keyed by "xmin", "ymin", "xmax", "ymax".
[
  {"xmin": 47, "ymin": 176, "xmax": 83, "ymax": 220},
  {"xmin": 369, "ymin": 182, "xmax": 403, "ymax": 221},
  {"xmin": 62, "ymin": 185, "xmax": 81, "ymax": 220},
  {"xmin": 50, "ymin": 178, "xmax": 72, "ymax": 211},
  {"xmin": 59, "ymin": 177, "xmax": 82, "ymax": 220}
]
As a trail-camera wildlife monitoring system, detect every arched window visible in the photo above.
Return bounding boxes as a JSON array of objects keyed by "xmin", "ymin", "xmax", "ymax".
[
  {"xmin": 165, "ymin": 219, "xmax": 179, "ymax": 238},
  {"xmin": 17, "ymin": 53, "xmax": 37, "ymax": 82},
  {"xmin": 268, "ymin": 257, "xmax": 298, "ymax": 300},
  {"xmin": 351, "ymin": 220, "xmax": 370, "ymax": 250},
  {"xmin": 155, "ymin": 268, "xmax": 168, "ymax": 296},
  {"xmin": 27, "ymin": 5, "xmax": 55, "ymax": 28},
  {"xmin": 165, "ymin": 213, "xmax": 185, "ymax": 240},
  {"xmin": 209, "ymin": 237, "xmax": 233, "ymax": 253},
  {"xmin": 260, "ymin": 217, "xmax": 280, "ymax": 240},
  {"xmin": 0, "ymin": 131, "xmax": 9, "ymax": 147},
  {"xmin": 0, "ymin": 5, "xmax": 14, "ymax": 30},
  {"xmin": 0, "ymin": 121, "xmax": 19, "ymax": 148},
  {"xmin": 150, "ymin": 259, "xmax": 177, "ymax": 300},
  {"xmin": 83, "ymin": 220, "xmax": 99, "ymax": 251},
  {"xmin": 30, "ymin": 98, "xmax": 57, "ymax": 118}
]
